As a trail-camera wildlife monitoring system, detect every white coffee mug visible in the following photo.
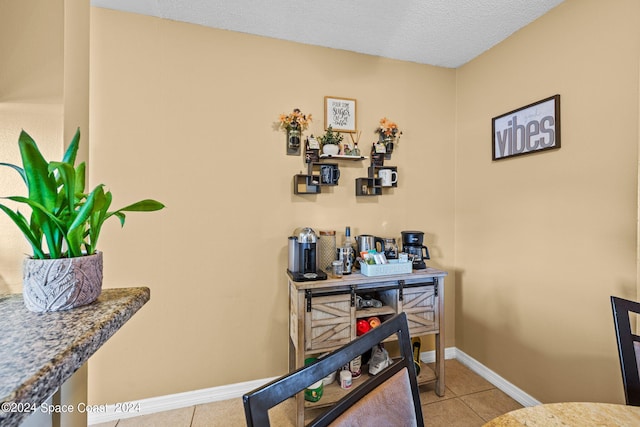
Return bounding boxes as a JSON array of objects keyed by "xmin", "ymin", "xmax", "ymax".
[{"xmin": 379, "ymin": 169, "xmax": 398, "ymax": 186}]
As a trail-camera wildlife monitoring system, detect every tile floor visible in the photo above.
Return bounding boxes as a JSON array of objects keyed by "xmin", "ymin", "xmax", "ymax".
[{"xmin": 92, "ymin": 359, "xmax": 522, "ymax": 427}]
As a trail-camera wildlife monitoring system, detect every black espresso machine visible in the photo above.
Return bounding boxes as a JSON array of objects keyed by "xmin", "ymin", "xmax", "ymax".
[
  {"xmin": 401, "ymin": 230, "xmax": 430, "ymax": 270},
  {"xmin": 287, "ymin": 227, "xmax": 327, "ymax": 281}
]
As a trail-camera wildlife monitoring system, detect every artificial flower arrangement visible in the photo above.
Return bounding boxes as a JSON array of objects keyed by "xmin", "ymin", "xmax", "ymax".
[
  {"xmin": 377, "ymin": 117, "xmax": 402, "ymax": 142},
  {"xmin": 279, "ymin": 108, "xmax": 312, "ymax": 154},
  {"xmin": 279, "ymin": 108, "xmax": 312, "ymax": 131}
]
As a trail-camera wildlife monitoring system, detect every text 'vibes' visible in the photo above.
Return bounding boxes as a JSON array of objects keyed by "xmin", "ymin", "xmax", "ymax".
[{"xmin": 495, "ymin": 115, "xmax": 556, "ymax": 158}]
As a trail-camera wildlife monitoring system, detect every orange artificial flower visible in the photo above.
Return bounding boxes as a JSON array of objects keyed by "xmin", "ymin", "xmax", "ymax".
[
  {"xmin": 377, "ymin": 117, "xmax": 402, "ymax": 139},
  {"xmin": 279, "ymin": 108, "xmax": 312, "ymax": 131}
]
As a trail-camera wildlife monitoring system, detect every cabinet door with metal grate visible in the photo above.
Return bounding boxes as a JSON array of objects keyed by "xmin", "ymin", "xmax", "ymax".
[
  {"xmin": 403, "ymin": 285, "xmax": 438, "ymax": 335},
  {"xmin": 305, "ymin": 293, "xmax": 353, "ymax": 351}
]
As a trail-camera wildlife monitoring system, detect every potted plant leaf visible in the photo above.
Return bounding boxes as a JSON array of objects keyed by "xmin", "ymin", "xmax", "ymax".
[
  {"xmin": 0, "ymin": 129, "xmax": 165, "ymax": 312},
  {"xmin": 318, "ymin": 126, "xmax": 344, "ymax": 156}
]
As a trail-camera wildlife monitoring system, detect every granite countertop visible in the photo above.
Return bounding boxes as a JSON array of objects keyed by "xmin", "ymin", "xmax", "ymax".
[
  {"xmin": 483, "ymin": 402, "xmax": 640, "ymax": 426},
  {"xmin": 0, "ymin": 287, "xmax": 150, "ymax": 427}
]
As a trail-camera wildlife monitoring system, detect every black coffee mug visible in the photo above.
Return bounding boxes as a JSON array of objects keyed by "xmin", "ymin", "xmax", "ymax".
[{"xmin": 321, "ymin": 165, "xmax": 340, "ymax": 184}]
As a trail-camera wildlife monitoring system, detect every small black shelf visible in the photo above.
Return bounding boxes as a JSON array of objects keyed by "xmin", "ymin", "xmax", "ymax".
[
  {"xmin": 355, "ymin": 178, "xmax": 382, "ymax": 196},
  {"xmin": 309, "ymin": 162, "xmax": 340, "ymax": 186},
  {"xmin": 368, "ymin": 166, "xmax": 398, "ymax": 188},
  {"xmin": 354, "ymin": 165, "xmax": 399, "ymax": 196},
  {"xmin": 294, "ymin": 174, "xmax": 321, "ymax": 194}
]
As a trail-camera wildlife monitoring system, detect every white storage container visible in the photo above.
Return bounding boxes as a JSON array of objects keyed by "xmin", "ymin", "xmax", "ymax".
[{"xmin": 359, "ymin": 260, "xmax": 413, "ymax": 276}]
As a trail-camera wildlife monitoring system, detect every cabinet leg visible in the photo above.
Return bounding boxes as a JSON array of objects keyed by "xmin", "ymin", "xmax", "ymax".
[
  {"xmin": 289, "ymin": 338, "xmax": 295, "ymax": 372},
  {"xmin": 295, "ymin": 391, "xmax": 305, "ymax": 427},
  {"xmin": 435, "ymin": 332, "xmax": 445, "ymax": 396},
  {"xmin": 290, "ymin": 337, "xmax": 305, "ymax": 427}
]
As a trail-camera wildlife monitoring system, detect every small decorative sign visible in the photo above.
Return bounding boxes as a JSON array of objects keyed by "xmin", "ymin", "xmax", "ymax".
[
  {"xmin": 492, "ymin": 95, "xmax": 560, "ymax": 161},
  {"xmin": 325, "ymin": 96, "xmax": 357, "ymax": 132},
  {"xmin": 307, "ymin": 136, "xmax": 320, "ymax": 149},
  {"xmin": 305, "ymin": 138, "xmax": 320, "ymax": 163},
  {"xmin": 371, "ymin": 145, "xmax": 385, "ymax": 167},
  {"xmin": 374, "ymin": 142, "xmax": 386, "ymax": 153}
]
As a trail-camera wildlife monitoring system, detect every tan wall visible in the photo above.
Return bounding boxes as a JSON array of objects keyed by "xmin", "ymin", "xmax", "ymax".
[
  {"xmin": 0, "ymin": 0, "xmax": 63, "ymax": 103},
  {"xmin": 0, "ymin": 0, "xmax": 88, "ymax": 292},
  {"xmin": 6, "ymin": 0, "xmax": 638, "ymax": 409},
  {"xmin": 63, "ymin": 0, "xmax": 90, "ymax": 162},
  {"xmin": 455, "ymin": 0, "xmax": 640, "ymax": 403},
  {"xmin": 0, "ymin": 2, "xmax": 63, "ymax": 291},
  {"xmin": 88, "ymin": 8, "xmax": 456, "ymax": 403}
]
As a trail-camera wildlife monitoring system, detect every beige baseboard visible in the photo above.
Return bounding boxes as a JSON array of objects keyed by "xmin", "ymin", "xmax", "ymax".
[{"xmin": 88, "ymin": 346, "xmax": 539, "ymax": 424}]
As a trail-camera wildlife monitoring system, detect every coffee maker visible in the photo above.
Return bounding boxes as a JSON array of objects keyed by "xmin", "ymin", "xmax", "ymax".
[
  {"xmin": 401, "ymin": 230, "xmax": 430, "ymax": 270},
  {"xmin": 288, "ymin": 227, "xmax": 327, "ymax": 281}
]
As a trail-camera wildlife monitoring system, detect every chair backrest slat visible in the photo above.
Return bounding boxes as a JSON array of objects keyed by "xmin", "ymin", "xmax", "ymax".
[
  {"xmin": 611, "ymin": 296, "xmax": 640, "ymax": 406},
  {"xmin": 243, "ymin": 312, "xmax": 424, "ymax": 426}
]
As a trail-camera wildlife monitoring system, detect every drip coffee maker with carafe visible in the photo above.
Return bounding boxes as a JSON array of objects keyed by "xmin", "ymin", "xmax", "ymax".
[
  {"xmin": 401, "ymin": 231, "xmax": 430, "ymax": 270},
  {"xmin": 288, "ymin": 227, "xmax": 327, "ymax": 281}
]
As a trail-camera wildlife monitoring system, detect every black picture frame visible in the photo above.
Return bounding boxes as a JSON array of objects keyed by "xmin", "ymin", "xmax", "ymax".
[{"xmin": 492, "ymin": 94, "xmax": 561, "ymax": 161}]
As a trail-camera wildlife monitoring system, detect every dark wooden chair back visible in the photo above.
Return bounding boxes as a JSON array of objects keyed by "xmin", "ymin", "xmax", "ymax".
[
  {"xmin": 611, "ymin": 295, "xmax": 640, "ymax": 406},
  {"xmin": 243, "ymin": 312, "xmax": 424, "ymax": 426}
]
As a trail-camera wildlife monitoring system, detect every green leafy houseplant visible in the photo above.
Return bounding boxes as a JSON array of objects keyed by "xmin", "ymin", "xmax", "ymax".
[
  {"xmin": 317, "ymin": 126, "xmax": 344, "ymax": 146},
  {"xmin": 0, "ymin": 129, "xmax": 165, "ymax": 260}
]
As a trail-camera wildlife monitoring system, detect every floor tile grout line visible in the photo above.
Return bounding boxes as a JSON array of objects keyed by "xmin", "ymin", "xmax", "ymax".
[
  {"xmin": 457, "ymin": 394, "xmax": 492, "ymax": 422},
  {"xmin": 454, "ymin": 385, "xmax": 498, "ymax": 398},
  {"xmin": 189, "ymin": 405, "xmax": 196, "ymax": 426}
]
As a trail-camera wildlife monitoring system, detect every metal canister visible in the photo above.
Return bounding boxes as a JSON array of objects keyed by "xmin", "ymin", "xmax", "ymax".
[
  {"xmin": 337, "ymin": 246, "xmax": 353, "ymax": 275},
  {"xmin": 318, "ymin": 230, "xmax": 337, "ymax": 273},
  {"xmin": 288, "ymin": 236, "xmax": 298, "ymax": 272}
]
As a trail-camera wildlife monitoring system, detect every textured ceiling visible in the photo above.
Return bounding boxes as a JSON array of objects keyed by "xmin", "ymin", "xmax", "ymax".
[{"xmin": 91, "ymin": 0, "xmax": 565, "ymax": 68}]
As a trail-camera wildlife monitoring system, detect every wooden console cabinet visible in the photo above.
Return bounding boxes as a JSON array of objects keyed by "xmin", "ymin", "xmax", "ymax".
[{"xmin": 289, "ymin": 267, "xmax": 447, "ymax": 426}]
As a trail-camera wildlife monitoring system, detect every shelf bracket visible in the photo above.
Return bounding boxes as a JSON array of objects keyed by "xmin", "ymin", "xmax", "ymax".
[
  {"xmin": 305, "ymin": 290, "xmax": 312, "ymax": 312},
  {"xmin": 434, "ymin": 278, "xmax": 439, "ymax": 297},
  {"xmin": 398, "ymin": 280, "xmax": 405, "ymax": 301}
]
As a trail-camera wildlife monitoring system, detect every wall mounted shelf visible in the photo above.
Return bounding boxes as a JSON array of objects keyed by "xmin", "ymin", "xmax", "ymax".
[
  {"xmin": 369, "ymin": 165, "xmax": 398, "ymax": 188},
  {"xmin": 355, "ymin": 177, "xmax": 382, "ymax": 196},
  {"xmin": 294, "ymin": 141, "xmax": 367, "ymax": 195},
  {"xmin": 293, "ymin": 174, "xmax": 321, "ymax": 194},
  {"xmin": 319, "ymin": 154, "xmax": 368, "ymax": 160},
  {"xmin": 293, "ymin": 162, "xmax": 342, "ymax": 194},
  {"xmin": 355, "ymin": 165, "xmax": 398, "ymax": 196}
]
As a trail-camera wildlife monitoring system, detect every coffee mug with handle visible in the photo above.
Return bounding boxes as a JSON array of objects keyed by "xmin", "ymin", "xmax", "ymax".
[
  {"xmin": 379, "ymin": 169, "xmax": 398, "ymax": 186},
  {"xmin": 320, "ymin": 165, "xmax": 333, "ymax": 184},
  {"xmin": 330, "ymin": 166, "xmax": 340, "ymax": 184},
  {"xmin": 321, "ymin": 165, "xmax": 340, "ymax": 184}
]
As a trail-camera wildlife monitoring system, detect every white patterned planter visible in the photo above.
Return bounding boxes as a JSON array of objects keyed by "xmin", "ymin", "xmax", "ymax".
[
  {"xmin": 322, "ymin": 144, "xmax": 340, "ymax": 156},
  {"xmin": 22, "ymin": 252, "xmax": 103, "ymax": 312}
]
